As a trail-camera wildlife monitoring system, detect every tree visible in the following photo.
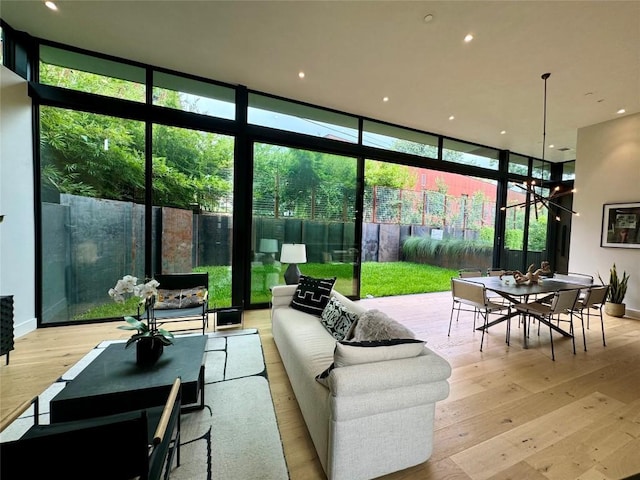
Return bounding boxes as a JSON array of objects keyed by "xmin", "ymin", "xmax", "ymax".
[
  {"xmin": 39, "ymin": 65, "xmax": 233, "ymax": 210},
  {"xmin": 527, "ymin": 214, "xmax": 548, "ymax": 251},
  {"xmin": 391, "ymin": 140, "xmax": 438, "ymax": 160},
  {"xmin": 365, "ymin": 160, "xmax": 416, "ymax": 189}
]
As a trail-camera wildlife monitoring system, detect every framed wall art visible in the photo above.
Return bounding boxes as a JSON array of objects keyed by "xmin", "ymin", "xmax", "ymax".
[{"xmin": 601, "ymin": 202, "xmax": 640, "ymax": 249}]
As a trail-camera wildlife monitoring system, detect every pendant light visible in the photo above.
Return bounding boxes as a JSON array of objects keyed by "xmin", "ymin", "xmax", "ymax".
[{"xmin": 501, "ymin": 72, "xmax": 578, "ymax": 221}]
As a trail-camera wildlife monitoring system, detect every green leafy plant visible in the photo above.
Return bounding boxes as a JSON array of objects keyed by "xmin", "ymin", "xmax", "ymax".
[
  {"xmin": 598, "ymin": 263, "xmax": 630, "ymax": 304},
  {"xmin": 118, "ymin": 315, "xmax": 174, "ymax": 349},
  {"xmin": 402, "ymin": 235, "xmax": 492, "ymax": 262}
]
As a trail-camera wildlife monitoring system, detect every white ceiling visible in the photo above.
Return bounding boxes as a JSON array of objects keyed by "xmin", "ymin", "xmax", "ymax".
[{"xmin": 2, "ymin": 0, "xmax": 639, "ymax": 162}]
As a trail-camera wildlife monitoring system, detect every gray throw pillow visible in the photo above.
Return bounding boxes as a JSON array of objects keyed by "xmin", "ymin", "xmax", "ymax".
[{"xmin": 349, "ymin": 309, "xmax": 415, "ymax": 341}]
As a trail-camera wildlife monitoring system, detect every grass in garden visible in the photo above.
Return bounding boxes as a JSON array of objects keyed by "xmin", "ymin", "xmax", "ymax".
[
  {"xmin": 76, "ymin": 262, "xmax": 456, "ymax": 320},
  {"xmin": 302, "ymin": 261, "xmax": 456, "ymax": 298},
  {"xmin": 74, "ymin": 296, "xmax": 141, "ymax": 321},
  {"xmin": 360, "ymin": 262, "xmax": 457, "ymax": 298}
]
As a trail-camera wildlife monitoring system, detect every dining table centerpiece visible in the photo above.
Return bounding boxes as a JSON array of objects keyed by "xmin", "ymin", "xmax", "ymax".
[{"xmin": 108, "ymin": 275, "xmax": 174, "ymax": 366}]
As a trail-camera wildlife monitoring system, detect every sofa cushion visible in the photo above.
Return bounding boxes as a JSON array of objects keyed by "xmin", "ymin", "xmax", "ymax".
[
  {"xmin": 154, "ymin": 286, "xmax": 206, "ymax": 309},
  {"xmin": 349, "ymin": 309, "xmax": 415, "ymax": 341},
  {"xmin": 316, "ymin": 338, "xmax": 426, "ymax": 387},
  {"xmin": 290, "ymin": 275, "xmax": 336, "ymax": 317},
  {"xmin": 320, "ymin": 296, "xmax": 359, "ymax": 341}
]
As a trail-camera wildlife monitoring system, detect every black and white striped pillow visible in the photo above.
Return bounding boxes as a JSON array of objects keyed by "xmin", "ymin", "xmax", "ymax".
[{"xmin": 290, "ymin": 275, "xmax": 336, "ymax": 317}]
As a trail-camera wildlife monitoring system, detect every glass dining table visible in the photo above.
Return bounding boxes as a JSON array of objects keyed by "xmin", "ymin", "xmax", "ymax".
[{"xmin": 465, "ymin": 276, "xmax": 593, "ymax": 348}]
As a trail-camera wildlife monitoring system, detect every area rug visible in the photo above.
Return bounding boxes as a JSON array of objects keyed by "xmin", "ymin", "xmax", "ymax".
[
  {"xmin": 173, "ymin": 329, "xmax": 289, "ymax": 480},
  {"xmin": 0, "ymin": 329, "xmax": 290, "ymax": 480}
]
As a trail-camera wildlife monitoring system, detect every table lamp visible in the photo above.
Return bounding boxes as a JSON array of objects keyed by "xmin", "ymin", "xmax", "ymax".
[
  {"xmin": 259, "ymin": 238, "xmax": 279, "ymax": 265},
  {"xmin": 280, "ymin": 243, "xmax": 307, "ymax": 285}
]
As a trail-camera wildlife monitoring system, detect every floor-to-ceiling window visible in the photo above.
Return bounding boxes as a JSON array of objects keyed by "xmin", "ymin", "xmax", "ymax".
[
  {"xmin": 151, "ymin": 125, "xmax": 234, "ymax": 309},
  {"xmin": 6, "ymin": 28, "xmax": 566, "ymax": 325},
  {"xmin": 502, "ymin": 181, "xmax": 527, "ymax": 271},
  {"xmin": 40, "ymin": 106, "xmax": 147, "ymax": 323},
  {"xmin": 365, "ymin": 161, "xmax": 498, "ymax": 277},
  {"xmin": 37, "ymin": 44, "xmax": 238, "ymax": 324},
  {"xmin": 250, "ymin": 143, "xmax": 358, "ymax": 305},
  {"xmin": 360, "ymin": 121, "xmax": 500, "ymax": 295}
]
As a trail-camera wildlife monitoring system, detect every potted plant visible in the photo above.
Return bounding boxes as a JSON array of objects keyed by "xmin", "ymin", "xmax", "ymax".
[
  {"xmin": 598, "ymin": 263, "xmax": 630, "ymax": 317},
  {"xmin": 109, "ymin": 275, "xmax": 174, "ymax": 365}
]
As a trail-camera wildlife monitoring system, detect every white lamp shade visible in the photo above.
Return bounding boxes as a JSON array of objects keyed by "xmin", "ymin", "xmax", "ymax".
[
  {"xmin": 259, "ymin": 238, "xmax": 279, "ymax": 254},
  {"xmin": 280, "ymin": 244, "xmax": 307, "ymax": 264}
]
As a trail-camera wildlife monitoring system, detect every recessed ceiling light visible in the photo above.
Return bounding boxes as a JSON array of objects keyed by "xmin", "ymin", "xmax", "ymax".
[
  {"xmin": 464, "ymin": 33, "xmax": 474, "ymax": 43},
  {"xmin": 617, "ymin": 108, "xmax": 626, "ymax": 114},
  {"xmin": 298, "ymin": 71, "xmax": 305, "ymax": 79},
  {"xmin": 449, "ymin": 115, "xmax": 455, "ymax": 121},
  {"xmin": 549, "ymin": 144, "xmax": 555, "ymax": 149},
  {"xmin": 423, "ymin": 14, "xmax": 434, "ymax": 23},
  {"xmin": 382, "ymin": 97, "xmax": 389, "ymax": 102},
  {"xmin": 45, "ymin": 1, "xmax": 58, "ymax": 10},
  {"xmin": 500, "ymin": 130, "xmax": 506, "ymax": 135}
]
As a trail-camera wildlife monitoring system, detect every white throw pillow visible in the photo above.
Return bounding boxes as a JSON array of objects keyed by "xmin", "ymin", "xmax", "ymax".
[
  {"xmin": 315, "ymin": 339, "xmax": 425, "ymax": 387},
  {"xmin": 334, "ymin": 339, "xmax": 425, "ymax": 367}
]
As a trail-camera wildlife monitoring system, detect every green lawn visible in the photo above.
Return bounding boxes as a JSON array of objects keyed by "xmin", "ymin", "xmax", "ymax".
[
  {"xmin": 77, "ymin": 261, "xmax": 456, "ymax": 320},
  {"xmin": 360, "ymin": 262, "xmax": 457, "ymax": 298}
]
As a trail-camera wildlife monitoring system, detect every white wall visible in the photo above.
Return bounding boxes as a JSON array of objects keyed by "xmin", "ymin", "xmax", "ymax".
[
  {"xmin": 571, "ymin": 113, "xmax": 640, "ymax": 318},
  {"xmin": 0, "ymin": 66, "xmax": 37, "ymax": 336}
]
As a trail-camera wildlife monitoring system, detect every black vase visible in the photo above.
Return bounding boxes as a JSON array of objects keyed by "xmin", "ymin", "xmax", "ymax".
[{"xmin": 136, "ymin": 338, "xmax": 163, "ymax": 366}]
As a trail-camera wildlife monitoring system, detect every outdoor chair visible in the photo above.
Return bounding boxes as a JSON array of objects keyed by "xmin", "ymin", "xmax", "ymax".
[
  {"xmin": 571, "ymin": 284, "xmax": 609, "ymax": 350},
  {"xmin": 0, "ymin": 378, "xmax": 182, "ymax": 480},
  {"xmin": 486, "ymin": 268, "xmax": 505, "ymax": 277},
  {"xmin": 449, "ymin": 278, "xmax": 511, "ymax": 351},
  {"xmin": 147, "ymin": 272, "xmax": 210, "ymax": 334},
  {"xmin": 513, "ymin": 289, "xmax": 580, "ymax": 361}
]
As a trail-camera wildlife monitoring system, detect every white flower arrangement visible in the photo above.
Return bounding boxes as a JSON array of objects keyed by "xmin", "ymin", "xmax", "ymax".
[
  {"xmin": 108, "ymin": 275, "xmax": 159, "ymax": 304},
  {"xmin": 108, "ymin": 274, "xmax": 173, "ymax": 348}
]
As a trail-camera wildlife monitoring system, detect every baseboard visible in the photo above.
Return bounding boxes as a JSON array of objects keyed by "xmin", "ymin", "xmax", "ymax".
[
  {"xmin": 14, "ymin": 317, "xmax": 37, "ymax": 338},
  {"xmin": 625, "ymin": 308, "xmax": 640, "ymax": 320}
]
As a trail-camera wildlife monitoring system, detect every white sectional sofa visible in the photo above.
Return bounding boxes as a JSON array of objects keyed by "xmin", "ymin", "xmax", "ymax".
[{"xmin": 271, "ymin": 284, "xmax": 452, "ymax": 480}]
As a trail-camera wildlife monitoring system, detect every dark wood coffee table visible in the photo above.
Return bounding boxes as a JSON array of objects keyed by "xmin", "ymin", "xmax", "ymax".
[{"xmin": 50, "ymin": 335, "xmax": 207, "ymax": 423}]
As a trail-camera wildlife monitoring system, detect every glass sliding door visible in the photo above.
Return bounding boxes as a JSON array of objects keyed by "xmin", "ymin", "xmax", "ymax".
[
  {"xmin": 151, "ymin": 125, "xmax": 234, "ymax": 309},
  {"xmin": 250, "ymin": 143, "xmax": 358, "ymax": 305},
  {"xmin": 526, "ymin": 187, "xmax": 550, "ymax": 269},
  {"xmin": 502, "ymin": 181, "xmax": 527, "ymax": 271},
  {"xmin": 363, "ymin": 160, "xmax": 498, "ymax": 296},
  {"xmin": 501, "ymin": 181, "xmax": 550, "ymax": 272},
  {"xmin": 40, "ymin": 106, "xmax": 146, "ymax": 324}
]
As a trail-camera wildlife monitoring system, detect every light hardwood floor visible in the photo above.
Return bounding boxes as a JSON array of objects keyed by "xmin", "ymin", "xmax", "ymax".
[{"xmin": 1, "ymin": 292, "xmax": 639, "ymax": 479}]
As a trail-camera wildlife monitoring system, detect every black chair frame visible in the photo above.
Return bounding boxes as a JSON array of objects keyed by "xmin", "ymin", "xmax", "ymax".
[
  {"xmin": 0, "ymin": 378, "xmax": 182, "ymax": 480},
  {"xmin": 144, "ymin": 272, "xmax": 210, "ymax": 334}
]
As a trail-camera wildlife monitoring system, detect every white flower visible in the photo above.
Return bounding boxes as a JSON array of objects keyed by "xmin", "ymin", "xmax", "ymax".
[
  {"xmin": 134, "ymin": 279, "xmax": 159, "ymax": 300},
  {"xmin": 108, "ymin": 275, "xmax": 159, "ymax": 303}
]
